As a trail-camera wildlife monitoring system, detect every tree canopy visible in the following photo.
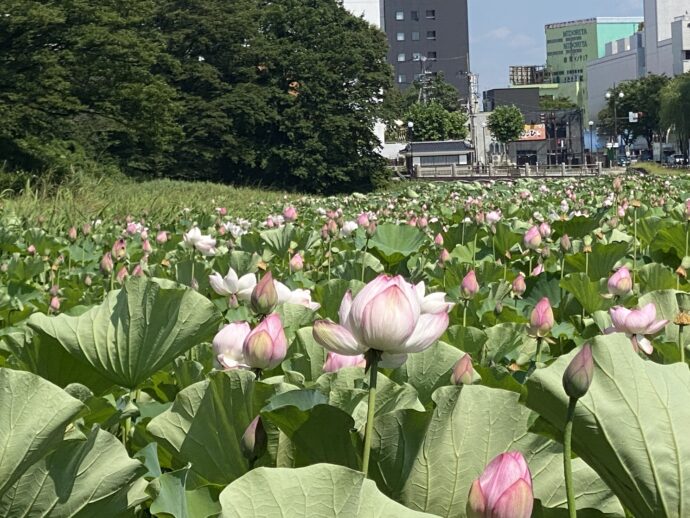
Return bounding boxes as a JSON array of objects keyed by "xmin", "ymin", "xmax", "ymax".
[
  {"xmin": 0, "ymin": 0, "xmax": 392, "ymax": 193},
  {"xmin": 487, "ymin": 105, "xmax": 524, "ymax": 145},
  {"xmin": 660, "ymin": 73, "xmax": 690, "ymax": 155},
  {"xmin": 406, "ymin": 102, "xmax": 468, "ymax": 142}
]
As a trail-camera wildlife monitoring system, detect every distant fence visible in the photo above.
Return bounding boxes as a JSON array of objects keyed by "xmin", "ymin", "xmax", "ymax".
[{"xmin": 390, "ymin": 163, "xmax": 603, "ymax": 181}]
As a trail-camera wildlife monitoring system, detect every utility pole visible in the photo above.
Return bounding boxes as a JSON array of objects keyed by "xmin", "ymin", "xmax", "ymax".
[{"xmin": 467, "ymin": 72, "xmax": 479, "ymax": 163}]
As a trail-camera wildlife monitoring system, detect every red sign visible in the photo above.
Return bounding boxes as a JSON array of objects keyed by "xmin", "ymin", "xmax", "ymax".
[{"xmin": 519, "ymin": 124, "xmax": 546, "ymax": 141}]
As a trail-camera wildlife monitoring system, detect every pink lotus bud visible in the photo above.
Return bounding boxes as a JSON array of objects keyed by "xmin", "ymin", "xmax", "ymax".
[
  {"xmin": 142, "ymin": 239, "xmax": 152, "ymax": 254},
  {"xmin": 81, "ymin": 223, "xmax": 92, "ymax": 236},
  {"xmin": 67, "ymin": 226, "xmax": 77, "ymax": 242},
  {"xmin": 486, "ymin": 210, "xmax": 501, "ymax": 225},
  {"xmin": 357, "ymin": 213, "xmax": 370, "ymax": 227},
  {"xmin": 156, "ymin": 231, "xmax": 168, "ymax": 244},
  {"xmin": 112, "ymin": 238, "xmax": 127, "ymax": 261},
  {"xmin": 49, "ymin": 296, "xmax": 61, "ymax": 313},
  {"xmin": 608, "ymin": 267, "xmax": 632, "ymax": 296},
  {"xmin": 417, "ymin": 217, "xmax": 428, "ymax": 229},
  {"xmin": 126, "ymin": 222, "xmax": 138, "ymax": 235},
  {"xmin": 290, "ymin": 253, "xmax": 304, "ymax": 271},
  {"xmin": 466, "ymin": 451, "xmax": 533, "ymax": 518},
  {"xmin": 562, "ymin": 343, "xmax": 594, "ymax": 399},
  {"xmin": 439, "ymin": 248, "xmax": 451, "ymax": 264},
  {"xmin": 191, "ymin": 277, "xmax": 199, "ymax": 291},
  {"xmin": 283, "ymin": 206, "xmax": 297, "ymax": 222},
  {"xmin": 327, "ymin": 219, "xmax": 338, "ymax": 237},
  {"xmin": 461, "ymin": 270, "xmax": 479, "ymax": 299},
  {"xmin": 531, "ymin": 263, "xmax": 544, "ymax": 276},
  {"xmin": 132, "ymin": 264, "xmax": 145, "ymax": 277},
  {"xmin": 243, "ymin": 313, "xmax": 288, "ymax": 370},
  {"xmin": 475, "ymin": 212, "xmax": 485, "ymax": 225},
  {"xmin": 116, "ymin": 265, "xmax": 129, "ymax": 284},
  {"xmin": 218, "ymin": 207, "xmax": 228, "ymax": 216},
  {"xmin": 84, "ymin": 275, "xmax": 92, "ymax": 287},
  {"xmin": 265, "ymin": 217, "xmax": 275, "ymax": 229},
  {"xmin": 100, "ymin": 252, "xmax": 114, "ymax": 274},
  {"xmin": 685, "ymin": 199, "xmax": 690, "ymax": 221},
  {"xmin": 612, "ymin": 177, "xmax": 622, "ymax": 192},
  {"xmin": 450, "ymin": 353, "xmax": 474, "ymax": 385},
  {"xmin": 512, "ymin": 273, "xmax": 526, "ymax": 297},
  {"xmin": 523, "ymin": 226, "xmax": 542, "ymax": 250},
  {"xmin": 241, "ymin": 416, "xmax": 267, "ymax": 462},
  {"xmin": 140, "ymin": 229, "xmax": 148, "ymax": 240},
  {"xmin": 323, "ymin": 351, "xmax": 366, "ymax": 372},
  {"xmin": 27, "ymin": 245, "xmax": 36, "ymax": 255},
  {"xmin": 366, "ymin": 221, "xmax": 377, "ymax": 237},
  {"xmin": 434, "ymin": 233, "xmax": 444, "ymax": 246},
  {"xmin": 560, "ymin": 234, "xmax": 571, "ymax": 252},
  {"xmin": 49, "ymin": 285, "xmax": 60, "ymax": 297},
  {"xmin": 250, "ymin": 272, "xmax": 278, "ymax": 315},
  {"xmin": 321, "ymin": 224, "xmax": 329, "ymax": 240},
  {"xmin": 538, "ymin": 222, "xmax": 551, "ymax": 238},
  {"xmin": 529, "ymin": 297, "xmax": 554, "ymax": 337}
]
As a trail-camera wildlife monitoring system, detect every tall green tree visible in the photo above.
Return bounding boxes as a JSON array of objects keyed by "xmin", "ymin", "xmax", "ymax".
[
  {"xmin": 487, "ymin": 105, "xmax": 524, "ymax": 145},
  {"xmin": 660, "ymin": 74, "xmax": 690, "ymax": 155},
  {"xmin": 405, "ymin": 102, "xmax": 468, "ymax": 141}
]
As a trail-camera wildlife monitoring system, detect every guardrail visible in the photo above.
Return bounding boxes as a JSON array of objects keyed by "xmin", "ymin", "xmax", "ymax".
[{"xmin": 388, "ymin": 163, "xmax": 603, "ymax": 181}]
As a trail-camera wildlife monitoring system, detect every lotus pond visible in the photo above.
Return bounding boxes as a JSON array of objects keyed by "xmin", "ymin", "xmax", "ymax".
[{"xmin": 1, "ymin": 174, "xmax": 689, "ymax": 517}]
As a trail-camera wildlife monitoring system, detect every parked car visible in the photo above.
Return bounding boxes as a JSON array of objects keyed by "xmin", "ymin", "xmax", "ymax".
[
  {"xmin": 617, "ymin": 157, "xmax": 631, "ymax": 167},
  {"xmin": 667, "ymin": 154, "xmax": 686, "ymax": 166}
]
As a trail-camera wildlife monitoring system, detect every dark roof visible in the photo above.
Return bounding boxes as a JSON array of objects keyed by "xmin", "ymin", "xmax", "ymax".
[{"xmin": 407, "ymin": 140, "xmax": 473, "ymax": 153}]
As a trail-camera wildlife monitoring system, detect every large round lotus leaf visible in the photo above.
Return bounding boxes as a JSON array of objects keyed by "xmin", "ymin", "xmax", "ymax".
[{"xmin": 28, "ymin": 277, "xmax": 222, "ymax": 389}]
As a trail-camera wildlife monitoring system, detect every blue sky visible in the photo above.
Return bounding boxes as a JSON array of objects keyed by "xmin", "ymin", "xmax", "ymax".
[{"xmin": 470, "ymin": 0, "xmax": 643, "ymax": 93}]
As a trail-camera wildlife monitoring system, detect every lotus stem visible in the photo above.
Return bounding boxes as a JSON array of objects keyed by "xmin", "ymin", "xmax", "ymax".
[
  {"xmin": 535, "ymin": 336, "xmax": 544, "ymax": 365},
  {"xmin": 680, "ymin": 324, "xmax": 686, "ymax": 364},
  {"xmin": 190, "ymin": 250, "xmax": 196, "ymax": 289},
  {"xmin": 361, "ymin": 238, "xmax": 369, "ymax": 283},
  {"xmin": 632, "ymin": 207, "xmax": 637, "ymax": 290},
  {"xmin": 564, "ymin": 397, "xmax": 578, "ymax": 518},
  {"xmin": 463, "ymin": 300, "xmax": 468, "ymax": 328},
  {"xmin": 327, "ymin": 239, "xmax": 332, "ymax": 282},
  {"xmin": 362, "ymin": 350, "xmax": 380, "ymax": 478}
]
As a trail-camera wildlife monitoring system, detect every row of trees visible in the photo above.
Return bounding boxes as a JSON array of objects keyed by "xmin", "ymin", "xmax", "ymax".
[
  {"xmin": 0, "ymin": 0, "xmax": 393, "ymax": 192},
  {"xmin": 598, "ymin": 73, "xmax": 690, "ymax": 154}
]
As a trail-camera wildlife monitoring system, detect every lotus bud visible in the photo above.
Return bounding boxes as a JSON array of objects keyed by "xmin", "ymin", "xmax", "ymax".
[
  {"xmin": 524, "ymin": 226, "xmax": 541, "ymax": 250},
  {"xmin": 538, "ymin": 222, "xmax": 552, "ymax": 238},
  {"xmin": 685, "ymin": 199, "xmax": 690, "ymax": 221},
  {"xmin": 320, "ymin": 224, "xmax": 329, "ymax": 240},
  {"xmin": 49, "ymin": 296, "xmax": 61, "ymax": 312},
  {"xmin": 290, "ymin": 253, "xmax": 304, "ymax": 271},
  {"xmin": 81, "ymin": 223, "xmax": 92, "ymax": 236},
  {"xmin": 132, "ymin": 264, "xmax": 145, "ymax": 277},
  {"xmin": 116, "ymin": 265, "xmax": 128, "ymax": 284},
  {"xmin": 100, "ymin": 252, "xmax": 114, "ymax": 274},
  {"xmin": 67, "ymin": 226, "xmax": 77, "ymax": 242},
  {"xmin": 607, "ymin": 267, "xmax": 632, "ymax": 296},
  {"xmin": 283, "ymin": 206, "xmax": 297, "ymax": 222},
  {"xmin": 461, "ymin": 270, "xmax": 479, "ymax": 299},
  {"xmin": 467, "ymin": 451, "xmax": 533, "ymax": 518},
  {"xmin": 112, "ymin": 238, "xmax": 127, "ymax": 261},
  {"xmin": 417, "ymin": 217, "xmax": 428, "ymax": 229},
  {"xmin": 494, "ymin": 301, "xmax": 503, "ymax": 315},
  {"xmin": 451, "ymin": 353, "xmax": 474, "ymax": 385},
  {"xmin": 156, "ymin": 231, "xmax": 168, "ymax": 244},
  {"xmin": 562, "ymin": 344, "xmax": 594, "ymax": 399},
  {"xmin": 560, "ymin": 234, "xmax": 571, "ymax": 252},
  {"xmin": 531, "ymin": 263, "xmax": 544, "ymax": 276},
  {"xmin": 191, "ymin": 277, "xmax": 199, "ymax": 291},
  {"xmin": 241, "ymin": 416, "xmax": 267, "ymax": 462},
  {"xmin": 434, "ymin": 233, "xmax": 444, "ymax": 246},
  {"xmin": 251, "ymin": 272, "xmax": 278, "ymax": 315},
  {"xmin": 242, "ymin": 313, "xmax": 287, "ymax": 370},
  {"xmin": 27, "ymin": 244, "xmax": 36, "ymax": 255},
  {"xmin": 512, "ymin": 273, "xmax": 526, "ymax": 297},
  {"xmin": 142, "ymin": 239, "xmax": 152, "ymax": 254},
  {"xmin": 49, "ymin": 285, "xmax": 60, "ymax": 297},
  {"xmin": 612, "ymin": 177, "xmax": 622, "ymax": 192},
  {"xmin": 366, "ymin": 221, "xmax": 377, "ymax": 237},
  {"xmin": 126, "ymin": 222, "xmax": 138, "ymax": 235},
  {"xmin": 540, "ymin": 246, "xmax": 550, "ymax": 259},
  {"xmin": 326, "ymin": 219, "xmax": 339, "ymax": 238},
  {"xmin": 529, "ymin": 297, "xmax": 554, "ymax": 337},
  {"xmin": 439, "ymin": 248, "xmax": 451, "ymax": 264},
  {"xmin": 357, "ymin": 213, "xmax": 370, "ymax": 227},
  {"xmin": 583, "ymin": 235, "xmax": 593, "ymax": 254},
  {"xmin": 84, "ymin": 275, "xmax": 92, "ymax": 287}
]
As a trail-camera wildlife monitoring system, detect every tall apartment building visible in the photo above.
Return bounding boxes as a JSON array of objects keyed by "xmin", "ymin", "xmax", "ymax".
[{"xmin": 343, "ymin": 0, "xmax": 471, "ymax": 99}]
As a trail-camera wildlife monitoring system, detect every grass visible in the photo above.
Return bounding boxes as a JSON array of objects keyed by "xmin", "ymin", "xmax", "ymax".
[
  {"xmin": 0, "ymin": 168, "xmax": 311, "ymax": 224},
  {"xmin": 631, "ymin": 162, "xmax": 689, "ymax": 177}
]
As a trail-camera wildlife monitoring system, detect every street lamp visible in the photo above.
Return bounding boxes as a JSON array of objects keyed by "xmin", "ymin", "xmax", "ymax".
[
  {"xmin": 588, "ymin": 120, "xmax": 594, "ymax": 164},
  {"xmin": 481, "ymin": 122, "xmax": 488, "ymax": 167},
  {"xmin": 406, "ymin": 121, "xmax": 414, "ymax": 177},
  {"xmin": 605, "ymin": 90, "xmax": 625, "ymax": 154}
]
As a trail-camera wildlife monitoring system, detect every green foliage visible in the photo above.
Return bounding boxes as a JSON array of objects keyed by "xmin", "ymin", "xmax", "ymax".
[
  {"xmin": 540, "ymin": 96, "xmax": 577, "ymax": 110},
  {"xmin": 487, "ymin": 104, "xmax": 525, "ymax": 144},
  {"xmin": 660, "ymin": 73, "xmax": 690, "ymax": 154},
  {"xmin": 406, "ymin": 101, "xmax": 468, "ymax": 141}
]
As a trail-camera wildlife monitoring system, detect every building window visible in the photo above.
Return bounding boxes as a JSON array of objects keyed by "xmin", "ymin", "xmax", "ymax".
[
  {"xmin": 426, "ymin": 30, "xmax": 436, "ymax": 40},
  {"xmin": 412, "ymin": 31, "xmax": 420, "ymax": 41},
  {"xmin": 411, "ymin": 10, "xmax": 419, "ymax": 21},
  {"xmin": 395, "ymin": 10, "xmax": 404, "ymax": 20},
  {"xmin": 685, "ymin": 50, "xmax": 690, "ymax": 59},
  {"xmin": 427, "ymin": 51, "xmax": 437, "ymax": 60},
  {"xmin": 426, "ymin": 9, "xmax": 436, "ymax": 19},
  {"xmin": 412, "ymin": 52, "xmax": 421, "ymax": 61},
  {"xmin": 396, "ymin": 32, "xmax": 405, "ymax": 41},
  {"xmin": 397, "ymin": 53, "xmax": 406, "ymax": 62},
  {"xmin": 398, "ymin": 74, "xmax": 407, "ymax": 84}
]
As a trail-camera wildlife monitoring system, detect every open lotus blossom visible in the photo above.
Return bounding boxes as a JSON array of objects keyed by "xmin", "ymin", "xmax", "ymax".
[
  {"xmin": 183, "ymin": 227, "xmax": 216, "ymax": 256},
  {"xmin": 274, "ymin": 280, "xmax": 321, "ymax": 311},
  {"xmin": 323, "ymin": 351, "xmax": 366, "ymax": 372},
  {"xmin": 312, "ymin": 274, "xmax": 450, "ymax": 368},
  {"xmin": 209, "ymin": 267, "xmax": 257, "ymax": 301},
  {"xmin": 213, "ymin": 322, "xmax": 251, "ymax": 370},
  {"xmin": 486, "ymin": 210, "xmax": 501, "ymax": 225},
  {"xmin": 607, "ymin": 303, "xmax": 668, "ymax": 355},
  {"xmin": 467, "ymin": 451, "xmax": 533, "ymax": 518}
]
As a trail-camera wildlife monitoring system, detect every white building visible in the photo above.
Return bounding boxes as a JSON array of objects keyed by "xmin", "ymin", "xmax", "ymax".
[{"xmin": 672, "ymin": 13, "xmax": 690, "ymax": 75}]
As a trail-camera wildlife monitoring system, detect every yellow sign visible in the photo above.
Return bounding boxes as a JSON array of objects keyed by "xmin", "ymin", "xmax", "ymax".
[{"xmin": 519, "ymin": 124, "xmax": 546, "ymax": 141}]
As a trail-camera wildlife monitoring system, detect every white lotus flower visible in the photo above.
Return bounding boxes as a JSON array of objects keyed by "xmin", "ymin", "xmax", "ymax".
[{"xmin": 209, "ymin": 268, "xmax": 257, "ymax": 300}]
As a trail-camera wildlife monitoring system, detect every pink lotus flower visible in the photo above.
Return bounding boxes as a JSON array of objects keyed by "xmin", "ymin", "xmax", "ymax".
[
  {"xmin": 357, "ymin": 212, "xmax": 370, "ymax": 227},
  {"xmin": 214, "ymin": 322, "xmax": 251, "ymax": 370},
  {"xmin": 49, "ymin": 296, "xmax": 61, "ymax": 313},
  {"xmin": 607, "ymin": 267, "xmax": 632, "ymax": 296},
  {"xmin": 132, "ymin": 264, "xmax": 145, "ymax": 277},
  {"xmin": 538, "ymin": 222, "xmax": 551, "ymax": 238},
  {"xmin": 531, "ymin": 263, "xmax": 544, "ymax": 277},
  {"xmin": 142, "ymin": 239, "xmax": 152, "ymax": 254},
  {"xmin": 27, "ymin": 244, "xmax": 36, "ymax": 255},
  {"xmin": 100, "ymin": 252, "xmax": 114, "ymax": 274},
  {"xmin": 512, "ymin": 273, "xmax": 526, "ymax": 297},
  {"xmin": 461, "ymin": 270, "xmax": 479, "ymax": 299},
  {"xmin": 607, "ymin": 304, "xmax": 668, "ymax": 354},
  {"xmin": 528, "ymin": 297, "xmax": 554, "ymax": 337},
  {"xmin": 112, "ymin": 238, "xmax": 127, "ymax": 261},
  {"xmin": 323, "ymin": 352, "xmax": 366, "ymax": 372},
  {"xmin": 67, "ymin": 226, "xmax": 77, "ymax": 242},
  {"xmin": 283, "ymin": 206, "xmax": 297, "ymax": 222},
  {"xmin": 243, "ymin": 314, "xmax": 288, "ymax": 370},
  {"xmin": 439, "ymin": 248, "xmax": 451, "ymax": 264},
  {"xmin": 116, "ymin": 265, "xmax": 129, "ymax": 284},
  {"xmin": 450, "ymin": 353, "xmax": 475, "ymax": 385},
  {"xmin": 156, "ymin": 231, "xmax": 168, "ymax": 244},
  {"xmin": 434, "ymin": 233, "xmax": 444, "ymax": 246},
  {"xmin": 685, "ymin": 199, "xmax": 690, "ymax": 220},
  {"xmin": 183, "ymin": 227, "xmax": 216, "ymax": 256},
  {"xmin": 312, "ymin": 275, "xmax": 449, "ymax": 367},
  {"xmin": 486, "ymin": 210, "xmax": 501, "ymax": 225},
  {"xmin": 523, "ymin": 226, "xmax": 542, "ymax": 250},
  {"xmin": 466, "ymin": 451, "xmax": 533, "ymax": 518},
  {"xmin": 290, "ymin": 253, "xmax": 304, "ymax": 271}
]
